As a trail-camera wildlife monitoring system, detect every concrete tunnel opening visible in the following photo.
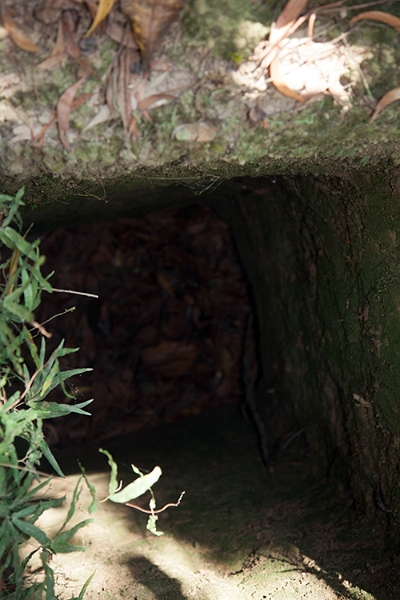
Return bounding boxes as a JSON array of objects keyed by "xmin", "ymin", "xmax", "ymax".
[{"xmin": 18, "ymin": 172, "xmax": 400, "ymax": 599}]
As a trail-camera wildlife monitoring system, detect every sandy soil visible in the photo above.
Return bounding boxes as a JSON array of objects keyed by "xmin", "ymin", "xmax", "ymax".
[{"xmin": 21, "ymin": 405, "xmax": 399, "ymax": 600}]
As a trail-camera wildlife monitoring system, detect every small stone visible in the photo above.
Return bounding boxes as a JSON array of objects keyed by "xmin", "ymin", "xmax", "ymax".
[{"xmin": 173, "ymin": 121, "xmax": 219, "ymax": 143}]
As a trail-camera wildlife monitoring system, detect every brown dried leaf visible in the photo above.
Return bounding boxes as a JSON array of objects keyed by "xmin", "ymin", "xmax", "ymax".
[
  {"xmin": 370, "ymin": 87, "xmax": 400, "ymax": 122},
  {"xmin": 62, "ymin": 10, "xmax": 80, "ymax": 59},
  {"xmin": 85, "ymin": 0, "xmax": 100, "ymax": 19},
  {"xmin": 137, "ymin": 93, "xmax": 175, "ymax": 110},
  {"xmin": 85, "ymin": 0, "xmax": 116, "ymax": 37},
  {"xmin": 0, "ymin": 6, "xmax": 39, "ymax": 53},
  {"xmin": 350, "ymin": 11, "xmax": 400, "ymax": 33},
  {"xmin": 106, "ymin": 17, "xmax": 138, "ymax": 48},
  {"xmin": 129, "ymin": 114, "xmax": 139, "ymax": 140},
  {"xmin": 37, "ymin": 19, "xmax": 64, "ymax": 71},
  {"xmin": 272, "ymin": 0, "xmax": 309, "ymax": 43},
  {"xmin": 77, "ymin": 56, "xmax": 99, "ymax": 78},
  {"xmin": 260, "ymin": 0, "xmax": 308, "ymax": 69},
  {"xmin": 71, "ymin": 91, "xmax": 93, "ymax": 111},
  {"xmin": 32, "ymin": 111, "xmax": 57, "ymax": 149},
  {"xmin": 308, "ymin": 11, "xmax": 316, "ymax": 41},
  {"xmin": 270, "ymin": 55, "xmax": 305, "ymax": 102},
  {"xmin": 35, "ymin": 0, "xmax": 63, "ymax": 24},
  {"xmin": 116, "ymin": 46, "xmax": 132, "ymax": 130},
  {"xmin": 121, "ymin": 0, "xmax": 186, "ymax": 69},
  {"xmin": 57, "ymin": 77, "xmax": 86, "ymax": 151}
]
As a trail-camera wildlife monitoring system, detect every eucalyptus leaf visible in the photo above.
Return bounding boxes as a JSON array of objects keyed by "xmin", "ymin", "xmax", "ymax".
[
  {"xmin": 109, "ymin": 466, "xmax": 162, "ymax": 503},
  {"xmin": 35, "ymin": 399, "xmax": 93, "ymax": 419},
  {"xmin": 99, "ymin": 448, "xmax": 119, "ymax": 495}
]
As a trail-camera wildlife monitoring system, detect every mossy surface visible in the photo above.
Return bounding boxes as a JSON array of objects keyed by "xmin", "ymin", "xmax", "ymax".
[{"xmin": 1, "ymin": 1, "xmax": 400, "ymax": 192}]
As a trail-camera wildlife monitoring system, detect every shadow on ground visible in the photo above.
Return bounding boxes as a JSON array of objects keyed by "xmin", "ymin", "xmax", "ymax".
[{"xmin": 44, "ymin": 405, "xmax": 399, "ymax": 600}]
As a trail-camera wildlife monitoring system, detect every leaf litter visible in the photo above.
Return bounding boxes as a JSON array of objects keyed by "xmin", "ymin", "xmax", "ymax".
[{"xmin": 2, "ymin": 0, "xmax": 400, "ymax": 157}]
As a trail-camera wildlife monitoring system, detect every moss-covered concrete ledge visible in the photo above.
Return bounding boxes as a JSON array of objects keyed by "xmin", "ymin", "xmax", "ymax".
[{"xmin": 1, "ymin": 0, "xmax": 400, "ymax": 182}]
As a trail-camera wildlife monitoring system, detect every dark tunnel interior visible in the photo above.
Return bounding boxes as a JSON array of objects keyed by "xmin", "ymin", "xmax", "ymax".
[{"xmin": 34, "ymin": 200, "xmax": 260, "ymax": 448}]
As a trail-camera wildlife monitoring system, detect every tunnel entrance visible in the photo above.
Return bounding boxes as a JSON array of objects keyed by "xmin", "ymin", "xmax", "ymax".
[
  {"xmin": 18, "ymin": 173, "xmax": 400, "ymax": 599},
  {"xmin": 37, "ymin": 203, "xmax": 258, "ymax": 445}
]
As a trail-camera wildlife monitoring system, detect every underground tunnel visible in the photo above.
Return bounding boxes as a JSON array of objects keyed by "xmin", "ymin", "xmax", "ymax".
[
  {"xmin": 7, "ymin": 173, "xmax": 400, "ymax": 599},
  {"xmin": 2, "ymin": 0, "xmax": 400, "ymax": 596}
]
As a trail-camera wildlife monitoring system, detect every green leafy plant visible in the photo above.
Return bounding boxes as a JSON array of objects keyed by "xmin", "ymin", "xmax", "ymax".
[
  {"xmin": 0, "ymin": 188, "xmax": 94, "ymax": 599},
  {"xmin": 0, "ymin": 189, "xmax": 180, "ymax": 598},
  {"xmin": 100, "ymin": 449, "xmax": 165, "ymax": 536}
]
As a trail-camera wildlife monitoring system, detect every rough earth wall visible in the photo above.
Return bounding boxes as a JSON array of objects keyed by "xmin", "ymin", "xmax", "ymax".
[{"xmin": 217, "ymin": 172, "xmax": 400, "ymax": 524}]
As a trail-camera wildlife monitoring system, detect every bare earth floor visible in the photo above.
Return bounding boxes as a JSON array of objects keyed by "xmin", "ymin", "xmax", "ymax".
[{"xmin": 23, "ymin": 406, "xmax": 400, "ymax": 600}]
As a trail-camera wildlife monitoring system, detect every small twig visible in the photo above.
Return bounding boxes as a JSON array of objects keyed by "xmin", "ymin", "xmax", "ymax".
[
  {"xmin": 8, "ymin": 358, "xmax": 50, "ymax": 411},
  {"xmin": 125, "ymin": 491, "xmax": 185, "ymax": 514},
  {"xmin": 31, "ymin": 320, "xmax": 52, "ymax": 338},
  {"xmin": 0, "ymin": 461, "xmax": 53, "ymax": 479},
  {"xmin": 99, "ymin": 480, "xmax": 124, "ymax": 503},
  {"xmin": 29, "ymin": 306, "xmax": 76, "ymax": 334},
  {"xmin": 52, "ymin": 288, "xmax": 99, "ymax": 298}
]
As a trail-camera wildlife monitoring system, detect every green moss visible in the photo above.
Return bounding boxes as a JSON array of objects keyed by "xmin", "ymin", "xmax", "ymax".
[{"xmin": 183, "ymin": 0, "xmax": 270, "ymax": 59}]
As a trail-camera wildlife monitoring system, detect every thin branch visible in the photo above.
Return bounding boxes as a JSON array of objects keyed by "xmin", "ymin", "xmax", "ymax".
[
  {"xmin": 29, "ymin": 306, "xmax": 76, "ymax": 335},
  {"xmin": 52, "ymin": 288, "xmax": 99, "ymax": 298},
  {"xmin": 7, "ymin": 358, "xmax": 50, "ymax": 411},
  {"xmin": 125, "ymin": 491, "xmax": 185, "ymax": 514}
]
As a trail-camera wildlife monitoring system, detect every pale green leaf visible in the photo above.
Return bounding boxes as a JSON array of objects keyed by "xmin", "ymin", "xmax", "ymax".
[{"xmin": 109, "ymin": 466, "xmax": 162, "ymax": 503}]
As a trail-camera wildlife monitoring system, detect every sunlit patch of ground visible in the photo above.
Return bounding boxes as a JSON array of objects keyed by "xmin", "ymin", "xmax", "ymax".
[{"xmin": 20, "ymin": 407, "xmax": 385, "ymax": 600}]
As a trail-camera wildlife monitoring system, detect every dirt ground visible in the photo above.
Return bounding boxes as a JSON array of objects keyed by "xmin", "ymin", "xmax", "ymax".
[{"xmin": 22, "ymin": 405, "xmax": 400, "ymax": 600}]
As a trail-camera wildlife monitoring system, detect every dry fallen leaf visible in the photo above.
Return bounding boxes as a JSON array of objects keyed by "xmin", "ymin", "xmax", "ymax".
[
  {"xmin": 121, "ymin": 0, "xmax": 186, "ymax": 69},
  {"xmin": 106, "ymin": 14, "xmax": 138, "ymax": 48},
  {"xmin": 85, "ymin": 0, "xmax": 100, "ymax": 20},
  {"xmin": 83, "ymin": 104, "xmax": 112, "ymax": 131},
  {"xmin": 370, "ymin": 87, "xmax": 400, "ymax": 122},
  {"xmin": 261, "ymin": 0, "xmax": 309, "ymax": 69},
  {"xmin": 33, "ymin": 111, "xmax": 57, "ymax": 149},
  {"xmin": 137, "ymin": 93, "xmax": 175, "ymax": 110},
  {"xmin": 350, "ymin": 11, "xmax": 400, "ymax": 33},
  {"xmin": 270, "ymin": 54, "xmax": 305, "ymax": 101},
  {"xmin": 272, "ymin": 0, "xmax": 309, "ymax": 44},
  {"xmin": 37, "ymin": 18, "xmax": 64, "ymax": 70},
  {"xmin": 34, "ymin": 0, "xmax": 63, "ymax": 24},
  {"xmin": 0, "ymin": 4, "xmax": 39, "ymax": 53},
  {"xmin": 85, "ymin": 0, "xmax": 116, "ymax": 37},
  {"xmin": 62, "ymin": 9, "xmax": 80, "ymax": 60},
  {"xmin": 57, "ymin": 77, "xmax": 86, "ymax": 151},
  {"xmin": 116, "ymin": 46, "xmax": 133, "ymax": 131}
]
